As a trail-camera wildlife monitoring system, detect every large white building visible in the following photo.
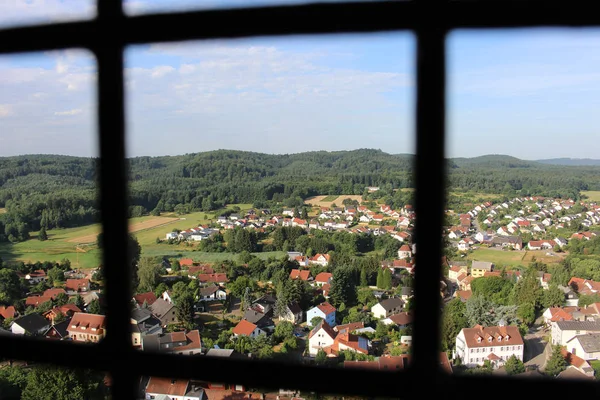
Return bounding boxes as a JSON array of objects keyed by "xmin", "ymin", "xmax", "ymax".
[
  {"xmin": 454, "ymin": 324, "xmax": 524, "ymax": 369},
  {"xmin": 551, "ymin": 320, "xmax": 600, "ymax": 347}
]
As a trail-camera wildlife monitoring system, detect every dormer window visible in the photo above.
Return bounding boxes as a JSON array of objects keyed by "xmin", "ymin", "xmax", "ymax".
[
  {"xmin": 505, "ymin": 336, "xmax": 510, "ymax": 341},
  {"xmin": 477, "ymin": 337, "xmax": 482, "ymax": 343},
  {"xmin": 497, "ymin": 336, "xmax": 502, "ymax": 342},
  {"xmin": 488, "ymin": 337, "xmax": 492, "ymax": 342}
]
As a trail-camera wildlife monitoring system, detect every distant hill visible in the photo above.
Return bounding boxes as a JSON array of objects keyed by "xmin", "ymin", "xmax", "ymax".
[{"xmin": 534, "ymin": 158, "xmax": 600, "ymax": 166}]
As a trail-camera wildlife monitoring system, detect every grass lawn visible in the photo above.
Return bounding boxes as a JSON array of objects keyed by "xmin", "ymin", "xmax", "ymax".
[
  {"xmin": 321, "ymin": 195, "xmax": 339, "ymax": 202},
  {"xmin": 582, "ymin": 191, "xmax": 600, "ymax": 202},
  {"xmin": 0, "ymin": 205, "xmax": 257, "ymax": 268},
  {"xmin": 449, "ymin": 191, "xmax": 502, "ymax": 200},
  {"xmin": 140, "ymin": 246, "xmax": 286, "ymax": 263},
  {"xmin": 466, "ymin": 248, "xmax": 565, "ymax": 268}
]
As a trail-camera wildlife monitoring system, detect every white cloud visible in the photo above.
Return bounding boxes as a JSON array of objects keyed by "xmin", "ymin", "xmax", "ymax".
[
  {"xmin": 0, "ymin": 104, "xmax": 14, "ymax": 117},
  {"xmin": 151, "ymin": 66, "xmax": 175, "ymax": 78},
  {"xmin": 54, "ymin": 108, "xmax": 82, "ymax": 116},
  {"xmin": 0, "ymin": 0, "xmax": 95, "ymax": 28}
]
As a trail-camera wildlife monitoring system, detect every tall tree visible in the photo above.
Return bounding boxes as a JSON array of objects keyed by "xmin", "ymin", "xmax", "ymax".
[
  {"xmin": 38, "ymin": 227, "xmax": 48, "ymax": 241},
  {"xmin": 545, "ymin": 345, "xmax": 567, "ymax": 377},
  {"xmin": 137, "ymin": 257, "xmax": 161, "ymax": 293},
  {"xmin": 329, "ymin": 267, "xmax": 357, "ymax": 307},
  {"xmin": 21, "ymin": 366, "xmax": 104, "ymax": 400},
  {"xmin": 176, "ymin": 292, "xmax": 195, "ymax": 328},
  {"xmin": 504, "ymin": 354, "xmax": 525, "ymax": 375},
  {"xmin": 88, "ymin": 299, "xmax": 102, "ymax": 315}
]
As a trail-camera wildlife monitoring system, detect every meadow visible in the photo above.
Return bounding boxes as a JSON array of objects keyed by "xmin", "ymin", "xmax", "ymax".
[
  {"xmin": 465, "ymin": 247, "xmax": 566, "ymax": 268},
  {"xmin": 581, "ymin": 191, "xmax": 600, "ymax": 202},
  {"xmin": 0, "ymin": 205, "xmax": 255, "ymax": 269}
]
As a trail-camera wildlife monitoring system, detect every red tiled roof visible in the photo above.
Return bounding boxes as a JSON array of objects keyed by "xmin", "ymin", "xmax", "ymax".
[
  {"xmin": 188, "ymin": 265, "xmax": 215, "ymax": 275},
  {"xmin": 133, "ymin": 292, "xmax": 157, "ymax": 306},
  {"xmin": 289, "ymin": 269, "xmax": 310, "ymax": 281},
  {"xmin": 399, "ymin": 245, "xmax": 411, "ymax": 251},
  {"xmin": 68, "ymin": 312, "xmax": 106, "ymax": 334},
  {"xmin": 461, "ymin": 325, "xmax": 523, "ymax": 348},
  {"xmin": 198, "ymin": 273, "xmax": 228, "ymax": 283},
  {"xmin": 172, "ymin": 330, "xmax": 202, "ymax": 352},
  {"xmin": 145, "ymin": 377, "xmax": 188, "ymax": 397},
  {"xmin": 316, "ymin": 302, "xmax": 336, "ymax": 315},
  {"xmin": 43, "ymin": 288, "xmax": 67, "ymax": 300},
  {"xmin": 457, "ymin": 290, "xmax": 472, "ymax": 301},
  {"xmin": 388, "ymin": 312, "xmax": 413, "ymax": 326},
  {"xmin": 179, "ymin": 258, "xmax": 194, "ymax": 266},
  {"xmin": 487, "ymin": 353, "xmax": 501, "ymax": 360},
  {"xmin": 25, "ymin": 296, "xmax": 52, "ymax": 307},
  {"xmin": 232, "ymin": 319, "xmax": 258, "ymax": 336},
  {"xmin": 59, "ymin": 303, "xmax": 82, "ymax": 313},
  {"xmin": 315, "ymin": 272, "xmax": 332, "ymax": 283},
  {"xmin": 65, "ymin": 278, "xmax": 89, "ymax": 291},
  {"xmin": 335, "ymin": 322, "xmax": 364, "ymax": 334},
  {"xmin": 308, "ymin": 320, "xmax": 337, "ymax": 340}
]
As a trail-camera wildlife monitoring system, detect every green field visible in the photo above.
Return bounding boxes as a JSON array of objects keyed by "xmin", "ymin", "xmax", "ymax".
[
  {"xmin": 0, "ymin": 204, "xmax": 256, "ymax": 269},
  {"xmin": 582, "ymin": 191, "xmax": 600, "ymax": 202},
  {"xmin": 449, "ymin": 191, "xmax": 502, "ymax": 200},
  {"xmin": 321, "ymin": 195, "xmax": 339, "ymax": 202},
  {"xmin": 140, "ymin": 248, "xmax": 285, "ymax": 263},
  {"xmin": 466, "ymin": 247, "xmax": 565, "ymax": 268}
]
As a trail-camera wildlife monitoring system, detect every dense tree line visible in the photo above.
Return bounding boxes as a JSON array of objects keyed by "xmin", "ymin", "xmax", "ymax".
[{"xmin": 2, "ymin": 150, "xmax": 600, "ymax": 243}]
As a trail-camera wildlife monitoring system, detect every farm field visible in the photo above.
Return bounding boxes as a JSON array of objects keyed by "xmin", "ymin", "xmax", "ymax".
[
  {"xmin": 304, "ymin": 195, "xmax": 363, "ymax": 208},
  {"xmin": 0, "ymin": 204, "xmax": 256, "ymax": 268},
  {"xmin": 582, "ymin": 191, "xmax": 600, "ymax": 202},
  {"xmin": 466, "ymin": 247, "xmax": 566, "ymax": 268},
  {"xmin": 140, "ymin": 248, "xmax": 286, "ymax": 263}
]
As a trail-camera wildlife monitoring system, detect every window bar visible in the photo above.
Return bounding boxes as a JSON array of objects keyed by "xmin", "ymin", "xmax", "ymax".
[
  {"xmin": 96, "ymin": 0, "xmax": 137, "ymax": 398},
  {"xmin": 412, "ymin": 23, "xmax": 446, "ymax": 377}
]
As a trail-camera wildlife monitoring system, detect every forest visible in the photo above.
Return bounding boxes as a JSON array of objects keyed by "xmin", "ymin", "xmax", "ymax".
[{"xmin": 1, "ymin": 149, "xmax": 599, "ymax": 242}]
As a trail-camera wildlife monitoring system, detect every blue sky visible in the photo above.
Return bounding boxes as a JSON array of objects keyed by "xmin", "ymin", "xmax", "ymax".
[{"xmin": 1, "ymin": 1, "xmax": 599, "ymax": 159}]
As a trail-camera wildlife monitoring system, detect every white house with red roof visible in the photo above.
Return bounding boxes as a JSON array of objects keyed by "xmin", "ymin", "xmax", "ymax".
[
  {"xmin": 308, "ymin": 320, "xmax": 369, "ymax": 357},
  {"xmin": 68, "ymin": 312, "xmax": 107, "ymax": 343},
  {"xmin": 454, "ymin": 323, "xmax": 524, "ymax": 369},
  {"xmin": 289, "ymin": 269, "xmax": 311, "ymax": 281},
  {"xmin": 397, "ymin": 244, "xmax": 412, "ymax": 259},
  {"xmin": 307, "ymin": 302, "xmax": 336, "ymax": 327},
  {"xmin": 314, "ymin": 272, "xmax": 333, "ymax": 287},
  {"xmin": 232, "ymin": 319, "xmax": 265, "ymax": 338},
  {"xmin": 309, "ymin": 253, "xmax": 330, "ymax": 267}
]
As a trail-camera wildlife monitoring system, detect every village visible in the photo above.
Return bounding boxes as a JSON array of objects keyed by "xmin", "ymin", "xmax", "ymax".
[{"xmin": 3, "ymin": 193, "xmax": 600, "ymax": 398}]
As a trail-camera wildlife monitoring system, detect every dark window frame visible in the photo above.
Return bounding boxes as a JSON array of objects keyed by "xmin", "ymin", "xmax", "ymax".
[{"xmin": 1, "ymin": 1, "xmax": 599, "ymax": 398}]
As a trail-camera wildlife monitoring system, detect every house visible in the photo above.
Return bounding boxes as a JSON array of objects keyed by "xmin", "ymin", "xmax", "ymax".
[
  {"xmin": 232, "ymin": 319, "xmax": 265, "ymax": 338},
  {"xmin": 490, "ymin": 236, "xmax": 522, "ymax": 250},
  {"xmin": 24, "ymin": 270, "xmax": 47, "ymax": 284},
  {"xmin": 371, "ymin": 298, "xmax": 405, "ymax": 319},
  {"xmin": 458, "ymin": 274, "xmax": 474, "ymax": 291},
  {"xmin": 543, "ymin": 307, "xmax": 575, "ymax": 325},
  {"xmin": 314, "ymin": 272, "xmax": 333, "ymax": 287},
  {"xmin": 278, "ymin": 301, "xmax": 303, "ymax": 324},
  {"xmin": 130, "ymin": 307, "xmax": 163, "ymax": 347},
  {"xmin": 150, "ymin": 298, "xmax": 177, "ymax": 327},
  {"xmin": 558, "ymin": 349, "xmax": 595, "ymax": 379},
  {"xmin": 470, "ymin": 261, "xmax": 493, "ymax": 278},
  {"xmin": 308, "ymin": 320, "xmax": 337, "ymax": 356},
  {"xmin": 537, "ymin": 272, "xmax": 552, "ymax": 290},
  {"xmin": 179, "ymin": 258, "xmax": 195, "ymax": 267},
  {"xmin": 243, "ymin": 309, "xmax": 275, "ymax": 333},
  {"xmin": 197, "ymin": 273, "xmax": 228, "ymax": 285},
  {"xmin": 65, "ymin": 278, "xmax": 90, "ymax": 293},
  {"xmin": 528, "ymin": 240, "xmax": 556, "ymax": 250},
  {"xmin": 397, "ymin": 244, "xmax": 412, "ymax": 259},
  {"xmin": 10, "ymin": 313, "xmax": 50, "ymax": 336},
  {"xmin": 307, "ymin": 302, "xmax": 336, "ymax": 327},
  {"xmin": 43, "ymin": 288, "xmax": 67, "ymax": 300},
  {"xmin": 25, "ymin": 295, "xmax": 52, "ymax": 307},
  {"xmin": 454, "ymin": 323, "xmax": 524, "ymax": 369},
  {"xmin": 43, "ymin": 304, "xmax": 81, "ymax": 324},
  {"xmin": 187, "ymin": 264, "xmax": 215, "ymax": 278},
  {"xmin": 382, "ymin": 312, "xmax": 413, "ymax": 328},
  {"xmin": 448, "ymin": 264, "xmax": 468, "ymax": 283},
  {"xmin": 165, "ymin": 231, "xmax": 178, "ymax": 240},
  {"xmin": 198, "ymin": 285, "xmax": 227, "ymax": 302},
  {"xmin": 457, "ymin": 239, "xmax": 470, "ymax": 251},
  {"xmin": 133, "ymin": 291, "xmax": 158, "ymax": 308},
  {"xmin": 309, "ymin": 253, "xmax": 331, "ymax": 267},
  {"xmin": 44, "ymin": 319, "xmax": 72, "ymax": 340},
  {"xmin": 551, "ymin": 320, "xmax": 600, "ymax": 346},
  {"xmin": 569, "ymin": 277, "xmax": 600, "ymax": 296},
  {"xmin": 290, "ymin": 269, "xmax": 311, "ymax": 281},
  {"xmin": 144, "ymin": 377, "xmax": 204, "ymax": 400},
  {"xmin": 334, "ymin": 322, "xmax": 364, "ymax": 334},
  {"xmin": 141, "ymin": 330, "xmax": 202, "ymax": 355},
  {"xmin": 67, "ymin": 312, "xmax": 106, "ymax": 343},
  {"xmin": 565, "ymin": 333, "xmax": 600, "ymax": 360}
]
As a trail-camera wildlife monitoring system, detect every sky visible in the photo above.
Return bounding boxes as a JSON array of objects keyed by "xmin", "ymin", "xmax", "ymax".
[{"xmin": 1, "ymin": 1, "xmax": 600, "ymax": 160}]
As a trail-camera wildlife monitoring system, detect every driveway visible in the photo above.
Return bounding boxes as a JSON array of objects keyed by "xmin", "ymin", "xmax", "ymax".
[{"xmin": 524, "ymin": 325, "xmax": 550, "ymax": 371}]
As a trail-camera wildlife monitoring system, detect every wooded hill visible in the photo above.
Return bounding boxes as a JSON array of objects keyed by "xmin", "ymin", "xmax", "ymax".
[{"xmin": 1, "ymin": 149, "xmax": 599, "ymax": 242}]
